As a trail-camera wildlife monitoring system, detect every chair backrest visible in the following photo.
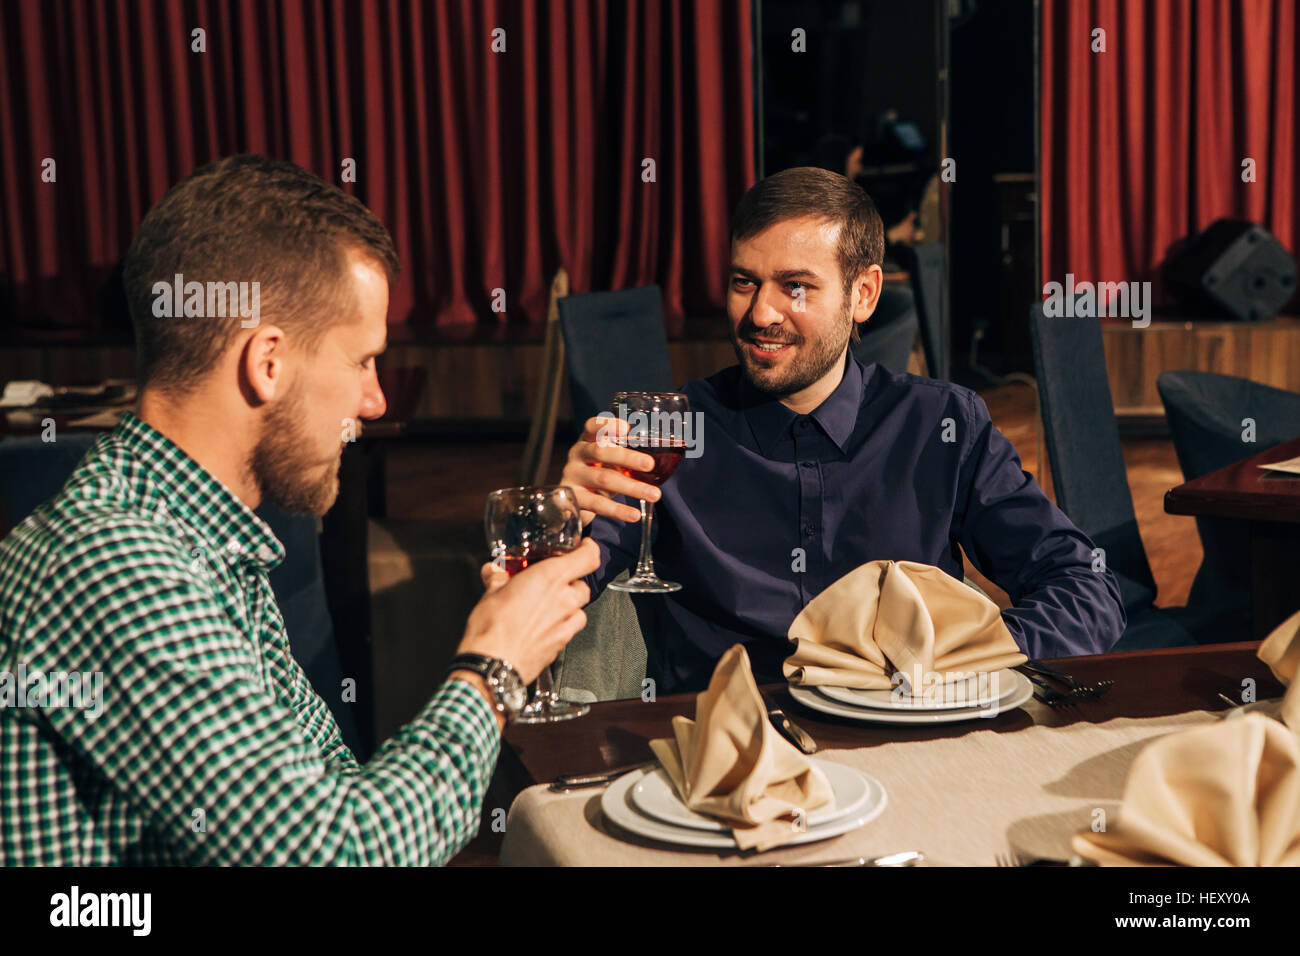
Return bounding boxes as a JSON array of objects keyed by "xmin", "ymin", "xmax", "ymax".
[
  {"xmin": 519, "ymin": 267, "xmax": 570, "ymax": 485},
  {"xmin": 0, "ymin": 432, "xmax": 100, "ymax": 530},
  {"xmin": 1028, "ymin": 305, "xmax": 1157, "ymax": 610},
  {"xmin": 896, "ymin": 241, "xmax": 949, "ymax": 379},
  {"xmin": 853, "ymin": 285, "xmax": 919, "ymax": 373},
  {"xmin": 551, "ymin": 573, "xmax": 649, "ymax": 702},
  {"xmin": 557, "ymin": 285, "xmax": 675, "ymax": 430},
  {"xmin": 1157, "ymin": 370, "xmax": 1300, "ymax": 479},
  {"xmin": 1156, "ymin": 370, "xmax": 1300, "ymax": 621}
]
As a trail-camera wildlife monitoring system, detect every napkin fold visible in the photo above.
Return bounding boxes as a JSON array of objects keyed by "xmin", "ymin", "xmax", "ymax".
[
  {"xmin": 782, "ymin": 559, "xmax": 1026, "ymax": 695},
  {"xmin": 649, "ymin": 645, "xmax": 834, "ymax": 851},
  {"xmin": 1258, "ymin": 606, "xmax": 1300, "ymax": 729},
  {"xmin": 1072, "ymin": 610, "xmax": 1300, "ymax": 866},
  {"xmin": 1071, "ymin": 714, "xmax": 1300, "ymax": 866}
]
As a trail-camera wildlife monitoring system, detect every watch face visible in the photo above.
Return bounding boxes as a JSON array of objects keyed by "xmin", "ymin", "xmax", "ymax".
[{"xmin": 492, "ymin": 663, "xmax": 528, "ymax": 713}]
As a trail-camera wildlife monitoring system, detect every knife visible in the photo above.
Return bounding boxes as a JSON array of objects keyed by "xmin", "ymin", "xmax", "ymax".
[
  {"xmin": 766, "ymin": 703, "xmax": 818, "ymax": 754},
  {"xmin": 767, "ymin": 850, "xmax": 925, "ymax": 868},
  {"xmin": 548, "ymin": 761, "xmax": 656, "ymax": 791}
]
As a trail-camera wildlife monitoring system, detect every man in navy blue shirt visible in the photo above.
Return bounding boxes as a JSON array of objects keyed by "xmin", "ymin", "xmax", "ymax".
[{"xmin": 560, "ymin": 167, "xmax": 1125, "ymax": 694}]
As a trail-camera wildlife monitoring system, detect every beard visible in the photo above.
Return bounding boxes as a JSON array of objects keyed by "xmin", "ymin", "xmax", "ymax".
[
  {"xmin": 249, "ymin": 388, "xmax": 343, "ymax": 517},
  {"xmin": 730, "ymin": 291, "xmax": 854, "ymax": 398}
]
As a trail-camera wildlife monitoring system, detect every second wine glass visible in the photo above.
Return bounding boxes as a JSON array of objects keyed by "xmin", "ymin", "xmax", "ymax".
[
  {"xmin": 603, "ymin": 391, "xmax": 690, "ymax": 594},
  {"xmin": 484, "ymin": 485, "xmax": 588, "ymax": 722}
]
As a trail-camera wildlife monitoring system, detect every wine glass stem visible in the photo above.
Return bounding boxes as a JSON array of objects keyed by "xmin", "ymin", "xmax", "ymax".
[
  {"xmin": 535, "ymin": 659, "xmax": 557, "ymax": 703},
  {"xmin": 634, "ymin": 498, "xmax": 656, "ymax": 577}
]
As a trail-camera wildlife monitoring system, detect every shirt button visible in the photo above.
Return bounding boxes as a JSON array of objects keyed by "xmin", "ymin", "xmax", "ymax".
[
  {"xmin": 226, "ymin": 539, "xmax": 242, "ymax": 555},
  {"xmin": 804, "ymin": 524, "xmax": 817, "ymax": 536},
  {"xmin": 256, "ymin": 544, "xmax": 274, "ymax": 561},
  {"xmin": 799, "ymin": 461, "xmax": 815, "ymax": 469}
]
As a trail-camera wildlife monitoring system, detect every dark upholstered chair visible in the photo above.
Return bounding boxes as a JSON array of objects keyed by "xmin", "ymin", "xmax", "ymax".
[
  {"xmin": 1029, "ymin": 306, "xmax": 1214, "ymax": 648},
  {"xmin": 557, "ymin": 285, "xmax": 675, "ymax": 432}
]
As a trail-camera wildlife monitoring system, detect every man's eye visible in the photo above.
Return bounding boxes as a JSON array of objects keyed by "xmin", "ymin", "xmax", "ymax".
[
  {"xmin": 731, "ymin": 277, "xmax": 754, "ymax": 290},
  {"xmin": 788, "ymin": 282, "xmax": 806, "ymax": 292}
]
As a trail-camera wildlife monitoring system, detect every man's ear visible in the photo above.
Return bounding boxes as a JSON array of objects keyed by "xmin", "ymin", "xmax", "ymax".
[
  {"xmin": 239, "ymin": 324, "xmax": 287, "ymax": 406},
  {"xmin": 852, "ymin": 264, "xmax": 884, "ymax": 326}
]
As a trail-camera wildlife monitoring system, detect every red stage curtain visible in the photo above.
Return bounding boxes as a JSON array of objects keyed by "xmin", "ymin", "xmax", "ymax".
[
  {"xmin": 0, "ymin": 0, "xmax": 755, "ymax": 336},
  {"xmin": 1041, "ymin": 0, "xmax": 1297, "ymax": 297}
]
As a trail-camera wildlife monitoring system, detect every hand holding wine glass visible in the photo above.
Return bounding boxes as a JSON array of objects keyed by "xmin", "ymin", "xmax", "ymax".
[
  {"xmin": 483, "ymin": 485, "xmax": 593, "ymax": 721},
  {"xmin": 598, "ymin": 391, "xmax": 690, "ymax": 593},
  {"xmin": 560, "ymin": 413, "xmax": 664, "ymax": 527},
  {"xmin": 461, "ymin": 537, "xmax": 598, "ymax": 685}
]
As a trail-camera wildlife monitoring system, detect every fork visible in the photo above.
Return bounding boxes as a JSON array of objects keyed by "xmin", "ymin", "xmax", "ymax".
[
  {"xmin": 1023, "ymin": 674, "xmax": 1077, "ymax": 710},
  {"xmin": 996, "ymin": 850, "xmax": 1092, "ymax": 867},
  {"xmin": 1022, "ymin": 661, "xmax": 1114, "ymax": 699}
]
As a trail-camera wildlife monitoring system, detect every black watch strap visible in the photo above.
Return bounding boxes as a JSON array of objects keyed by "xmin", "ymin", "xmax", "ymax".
[{"xmin": 446, "ymin": 653, "xmax": 496, "ymax": 680}]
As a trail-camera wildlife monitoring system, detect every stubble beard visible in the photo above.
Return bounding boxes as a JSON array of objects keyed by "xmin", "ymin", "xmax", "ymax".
[
  {"xmin": 250, "ymin": 389, "xmax": 342, "ymax": 517},
  {"xmin": 732, "ymin": 291, "xmax": 854, "ymax": 398}
]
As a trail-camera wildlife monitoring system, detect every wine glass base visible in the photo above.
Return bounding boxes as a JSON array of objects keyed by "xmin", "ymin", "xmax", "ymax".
[
  {"xmin": 514, "ymin": 699, "xmax": 590, "ymax": 723},
  {"xmin": 607, "ymin": 575, "xmax": 682, "ymax": 594}
]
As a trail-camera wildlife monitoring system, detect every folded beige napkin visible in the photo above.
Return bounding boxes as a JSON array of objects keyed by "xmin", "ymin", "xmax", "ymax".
[
  {"xmin": 782, "ymin": 559, "xmax": 1026, "ymax": 696},
  {"xmin": 1071, "ymin": 714, "xmax": 1300, "ymax": 866},
  {"xmin": 1072, "ymin": 610, "xmax": 1300, "ymax": 866},
  {"xmin": 649, "ymin": 645, "xmax": 834, "ymax": 851},
  {"xmin": 1258, "ymin": 606, "xmax": 1300, "ymax": 729}
]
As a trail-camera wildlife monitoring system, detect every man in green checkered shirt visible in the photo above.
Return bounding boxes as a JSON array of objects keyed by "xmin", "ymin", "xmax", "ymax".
[{"xmin": 0, "ymin": 156, "xmax": 598, "ymax": 865}]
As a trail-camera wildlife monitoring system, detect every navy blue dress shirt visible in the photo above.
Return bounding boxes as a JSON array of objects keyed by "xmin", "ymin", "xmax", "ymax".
[{"xmin": 585, "ymin": 354, "xmax": 1126, "ymax": 694}]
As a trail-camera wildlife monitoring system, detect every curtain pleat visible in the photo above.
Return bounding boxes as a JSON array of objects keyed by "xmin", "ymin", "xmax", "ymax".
[
  {"xmin": 0, "ymin": 0, "xmax": 755, "ymax": 335},
  {"xmin": 1042, "ymin": 0, "xmax": 1298, "ymax": 296}
]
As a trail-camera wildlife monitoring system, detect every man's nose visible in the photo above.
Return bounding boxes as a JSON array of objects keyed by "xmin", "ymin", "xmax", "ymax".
[
  {"xmin": 750, "ymin": 282, "xmax": 786, "ymax": 328},
  {"xmin": 358, "ymin": 368, "xmax": 387, "ymax": 421}
]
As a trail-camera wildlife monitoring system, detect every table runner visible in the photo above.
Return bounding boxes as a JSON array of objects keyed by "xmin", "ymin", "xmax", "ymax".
[{"xmin": 498, "ymin": 699, "xmax": 1283, "ymax": 866}]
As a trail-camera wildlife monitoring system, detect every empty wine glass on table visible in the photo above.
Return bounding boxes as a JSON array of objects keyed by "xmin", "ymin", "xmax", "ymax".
[
  {"xmin": 599, "ymin": 391, "xmax": 690, "ymax": 594},
  {"xmin": 484, "ymin": 485, "xmax": 588, "ymax": 722}
]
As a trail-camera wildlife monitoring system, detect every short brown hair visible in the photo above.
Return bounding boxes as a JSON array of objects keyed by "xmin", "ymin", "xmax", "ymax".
[
  {"xmin": 731, "ymin": 167, "xmax": 885, "ymax": 342},
  {"xmin": 123, "ymin": 154, "xmax": 400, "ymax": 392}
]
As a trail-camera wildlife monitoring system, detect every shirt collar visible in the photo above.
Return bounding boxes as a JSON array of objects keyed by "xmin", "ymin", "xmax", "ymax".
[
  {"xmin": 742, "ymin": 352, "xmax": 866, "ymax": 457},
  {"xmin": 114, "ymin": 411, "xmax": 285, "ymax": 571}
]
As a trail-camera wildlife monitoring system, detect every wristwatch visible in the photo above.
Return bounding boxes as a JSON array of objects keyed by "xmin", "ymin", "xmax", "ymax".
[{"xmin": 446, "ymin": 653, "xmax": 528, "ymax": 722}]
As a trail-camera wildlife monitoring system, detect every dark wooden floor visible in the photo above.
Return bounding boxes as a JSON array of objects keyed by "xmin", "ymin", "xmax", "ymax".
[{"xmin": 386, "ymin": 384, "xmax": 1200, "ymax": 610}]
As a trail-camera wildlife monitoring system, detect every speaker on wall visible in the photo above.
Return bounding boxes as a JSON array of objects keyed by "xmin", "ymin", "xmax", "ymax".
[{"xmin": 1163, "ymin": 219, "xmax": 1297, "ymax": 322}]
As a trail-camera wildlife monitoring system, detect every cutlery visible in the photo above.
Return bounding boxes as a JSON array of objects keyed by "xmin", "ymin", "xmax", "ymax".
[
  {"xmin": 995, "ymin": 850, "xmax": 1093, "ymax": 867},
  {"xmin": 548, "ymin": 761, "xmax": 656, "ymax": 792},
  {"xmin": 1023, "ymin": 674, "xmax": 1077, "ymax": 709},
  {"xmin": 767, "ymin": 850, "xmax": 924, "ymax": 868},
  {"xmin": 1022, "ymin": 661, "xmax": 1113, "ymax": 699},
  {"xmin": 765, "ymin": 699, "xmax": 818, "ymax": 754}
]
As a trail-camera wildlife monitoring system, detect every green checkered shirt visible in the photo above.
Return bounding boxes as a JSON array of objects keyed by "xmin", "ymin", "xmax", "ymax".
[{"xmin": 0, "ymin": 412, "xmax": 499, "ymax": 865}]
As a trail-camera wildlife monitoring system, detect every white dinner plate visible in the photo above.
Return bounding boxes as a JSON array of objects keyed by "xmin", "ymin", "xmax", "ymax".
[
  {"xmin": 788, "ymin": 669, "xmax": 1033, "ymax": 724},
  {"xmin": 816, "ymin": 668, "xmax": 1022, "ymax": 712},
  {"xmin": 601, "ymin": 762, "xmax": 887, "ymax": 850},
  {"xmin": 629, "ymin": 759, "xmax": 872, "ymax": 833}
]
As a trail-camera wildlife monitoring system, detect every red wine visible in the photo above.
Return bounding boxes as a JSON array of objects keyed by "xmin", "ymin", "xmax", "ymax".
[
  {"xmin": 497, "ymin": 543, "xmax": 572, "ymax": 576},
  {"xmin": 608, "ymin": 438, "xmax": 686, "ymax": 486}
]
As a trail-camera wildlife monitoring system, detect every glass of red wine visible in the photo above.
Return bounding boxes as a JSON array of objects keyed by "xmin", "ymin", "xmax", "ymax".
[
  {"xmin": 484, "ymin": 485, "xmax": 588, "ymax": 722},
  {"xmin": 601, "ymin": 391, "xmax": 690, "ymax": 594}
]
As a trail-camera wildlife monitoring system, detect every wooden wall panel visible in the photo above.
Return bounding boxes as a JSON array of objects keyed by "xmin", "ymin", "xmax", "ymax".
[{"xmin": 1102, "ymin": 318, "xmax": 1300, "ymax": 418}]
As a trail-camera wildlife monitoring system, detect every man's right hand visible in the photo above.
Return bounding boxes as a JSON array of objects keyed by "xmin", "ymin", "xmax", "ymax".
[
  {"xmin": 457, "ymin": 538, "xmax": 601, "ymax": 684},
  {"xmin": 559, "ymin": 415, "xmax": 662, "ymax": 527}
]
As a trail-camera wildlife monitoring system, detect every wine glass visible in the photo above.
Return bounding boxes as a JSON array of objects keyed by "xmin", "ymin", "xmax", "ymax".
[
  {"xmin": 601, "ymin": 391, "xmax": 690, "ymax": 594},
  {"xmin": 484, "ymin": 485, "xmax": 589, "ymax": 722}
]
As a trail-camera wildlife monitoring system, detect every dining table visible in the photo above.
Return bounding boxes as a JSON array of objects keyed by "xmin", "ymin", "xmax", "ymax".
[
  {"xmin": 453, "ymin": 641, "xmax": 1286, "ymax": 866},
  {"xmin": 1164, "ymin": 436, "xmax": 1300, "ymax": 639}
]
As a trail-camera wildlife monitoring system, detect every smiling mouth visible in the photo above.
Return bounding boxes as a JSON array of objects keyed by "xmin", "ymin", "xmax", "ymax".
[{"xmin": 748, "ymin": 339, "xmax": 795, "ymax": 354}]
